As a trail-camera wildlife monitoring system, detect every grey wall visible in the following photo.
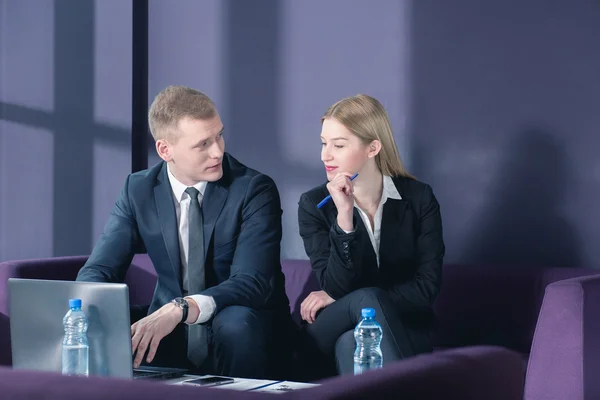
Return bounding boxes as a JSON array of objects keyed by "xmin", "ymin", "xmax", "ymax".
[
  {"xmin": 148, "ymin": 0, "xmax": 412, "ymax": 260},
  {"xmin": 2, "ymin": 0, "xmax": 599, "ymax": 269},
  {"xmin": 0, "ymin": 0, "xmax": 132, "ymax": 261},
  {"xmin": 409, "ymin": 0, "xmax": 600, "ymax": 267}
]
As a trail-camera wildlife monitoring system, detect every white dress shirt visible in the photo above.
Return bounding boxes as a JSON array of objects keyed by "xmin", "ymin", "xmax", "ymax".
[
  {"xmin": 167, "ymin": 165, "xmax": 216, "ymax": 324},
  {"xmin": 343, "ymin": 175, "xmax": 402, "ymax": 266}
]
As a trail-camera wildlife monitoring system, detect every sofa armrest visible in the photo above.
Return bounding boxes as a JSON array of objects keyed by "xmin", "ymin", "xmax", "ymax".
[
  {"xmin": 0, "ymin": 254, "xmax": 158, "ymax": 314},
  {"xmin": 525, "ymin": 274, "xmax": 600, "ymax": 400},
  {"xmin": 0, "ymin": 256, "xmax": 88, "ymax": 366},
  {"xmin": 0, "ymin": 255, "xmax": 158, "ymax": 366},
  {"xmin": 0, "ymin": 256, "xmax": 88, "ymax": 314}
]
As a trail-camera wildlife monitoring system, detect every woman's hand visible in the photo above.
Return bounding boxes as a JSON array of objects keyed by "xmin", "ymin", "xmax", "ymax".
[
  {"xmin": 326, "ymin": 172, "xmax": 355, "ymax": 231},
  {"xmin": 300, "ymin": 290, "xmax": 335, "ymax": 324}
]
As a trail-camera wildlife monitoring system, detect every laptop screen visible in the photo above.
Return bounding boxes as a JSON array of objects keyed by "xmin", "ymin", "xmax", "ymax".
[{"xmin": 8, "ymin": 278, "xmax": 134, "ymax": 379}]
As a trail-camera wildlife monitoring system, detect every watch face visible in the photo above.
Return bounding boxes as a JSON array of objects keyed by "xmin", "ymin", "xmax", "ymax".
[{"xmin": 172, "ymin": 297, "xmax": 185, "ymax": 307}]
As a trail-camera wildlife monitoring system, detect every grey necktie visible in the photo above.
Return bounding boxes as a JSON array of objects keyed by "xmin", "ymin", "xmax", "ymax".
[{"xmin": 184, "ymin": 187, "xmax": 208, "ymax": 368}]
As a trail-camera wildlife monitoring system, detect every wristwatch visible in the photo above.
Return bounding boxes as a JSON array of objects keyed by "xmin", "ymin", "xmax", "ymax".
[{"xmin": 171, "ymin": 297, "xmax": 189, "ymax": 324}]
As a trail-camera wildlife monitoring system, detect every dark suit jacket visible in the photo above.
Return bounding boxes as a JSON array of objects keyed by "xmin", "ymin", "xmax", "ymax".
[
  {"xmin": 298, "ymin": 176, "xmax": 445, "ymax": 331},
  {"xmin": 77, "ymin": 153, "xmax": 290, "ymax": 317}
]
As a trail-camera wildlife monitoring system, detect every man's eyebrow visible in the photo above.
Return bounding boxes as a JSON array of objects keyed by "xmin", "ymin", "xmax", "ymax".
[{"xmin": 195, "ymin": 127, "xmax": 225, "ymax": 145}]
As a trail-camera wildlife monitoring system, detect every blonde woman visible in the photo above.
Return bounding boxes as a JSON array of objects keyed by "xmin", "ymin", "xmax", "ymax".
[{"xmin": 297, "ymin": 94, "xmax": 445, "ymax": 376}]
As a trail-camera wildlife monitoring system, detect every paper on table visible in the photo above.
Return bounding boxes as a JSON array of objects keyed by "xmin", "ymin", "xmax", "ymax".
[
  {"xmin": 210, "ymin": 379, "xmax": 278, "ymax": 391},
  {"xmin": 251, "ymin": 381, "xmax": 320, "ymax": 393}
]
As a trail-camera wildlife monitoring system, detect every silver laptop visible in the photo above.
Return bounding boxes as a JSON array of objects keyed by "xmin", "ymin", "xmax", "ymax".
[{"xmin": 8, "ymin": 278, "xmax": 187, "ymax": 380}]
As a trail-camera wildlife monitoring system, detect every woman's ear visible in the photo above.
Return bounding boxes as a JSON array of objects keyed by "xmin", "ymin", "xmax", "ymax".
[{"xmin": 368, "ymin": 140, "xmax": 382, "ymax": 158}]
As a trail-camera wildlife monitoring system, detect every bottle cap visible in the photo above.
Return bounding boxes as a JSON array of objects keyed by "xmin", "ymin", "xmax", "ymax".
[
  {"xmin": 69, "ymin": 299, "xmax": 82, "ymax": 309},
  {"xmin": 361, "ymin": 308, "xmax": 375, "ymax": 318}
]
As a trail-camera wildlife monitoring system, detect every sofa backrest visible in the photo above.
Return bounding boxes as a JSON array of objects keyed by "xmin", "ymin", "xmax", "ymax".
[
  {"xmin": 432, "ymin": 264, "xmax": 599, "ymax": 353},
  {"xmin": 3, "ymin": 254, "xmax": 597, "ymax": 367},
  {"xmin": 280, "ymin": 259, "xmax": 600, "ymax": 354},
  {"xmin": 281, "ymin": 260, "xmax": 319, "ymax": 326}
]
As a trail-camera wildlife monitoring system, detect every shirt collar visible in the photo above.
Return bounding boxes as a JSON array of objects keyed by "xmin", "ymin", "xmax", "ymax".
[
  {"xmin": 382, "ymin": 175, "xmax": 402, "ymax": 202},
  {"xmin": 166, "ymin": 164, "xmax": 207, "ymax": 203},
  {"xmin": 353, "ymin": 175, "xmax": 402, "ymax": 209}
]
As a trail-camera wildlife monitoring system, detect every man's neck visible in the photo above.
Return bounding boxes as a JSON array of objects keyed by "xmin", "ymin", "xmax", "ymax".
[{"xmin": 167, "ymin": 162, "xmax": 201, "ymax": 187}]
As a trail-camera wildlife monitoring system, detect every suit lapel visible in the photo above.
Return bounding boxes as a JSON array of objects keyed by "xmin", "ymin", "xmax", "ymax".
[
  {"xmin": 327, "ymin": 195, "xmax": 378, "ymax": 267},
  {"xmin": 154, "ymin": 164, "xmax": 183, "ymax": 292},
  {"xmin": 378, "ymin": 198, "xmax": 408, "ymax": 271},
  {"xmin": 201, "ymin": 181, "xmax": 228, "ymax": 260}
]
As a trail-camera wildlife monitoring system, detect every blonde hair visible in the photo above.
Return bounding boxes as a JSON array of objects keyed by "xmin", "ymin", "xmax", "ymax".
[
  {"xmin": 148, "ymin": 85, "xmax": 217, "ymax": 142},
  {"xmin": 322, "ymin": 94, "xmax": 413, "ymax": 178}
]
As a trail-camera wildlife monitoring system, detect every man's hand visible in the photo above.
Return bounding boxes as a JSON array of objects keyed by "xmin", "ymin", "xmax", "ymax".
[
  {"xmin": 300, "ymin": 290, "xmax": 335, "ymax": 324},
  {"xmin": 131, "ymin": 303, "xmax": 181, "ymax": 368}
]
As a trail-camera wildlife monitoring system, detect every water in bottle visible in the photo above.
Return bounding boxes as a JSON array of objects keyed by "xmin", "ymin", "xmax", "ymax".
[
  {"xmin": 62, "ymin": 298, "xmax": 89, "ymax": 376},
  {"xmin": 353, "ymin": 307, "xmax": 383, "ymax": 375}
]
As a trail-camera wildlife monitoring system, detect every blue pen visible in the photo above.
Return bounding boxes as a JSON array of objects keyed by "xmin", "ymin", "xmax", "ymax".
[{"xmin": 317, "ymin": 173, "xmax": 359, "ymax": 208}]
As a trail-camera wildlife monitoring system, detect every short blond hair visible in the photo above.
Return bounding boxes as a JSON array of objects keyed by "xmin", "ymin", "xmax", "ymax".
[
  {"xmin": 322, "ymin": 94, "xmax": 413, "ymax": 178},
  {"xmin": 148, "ymin": 85, "xmax": 217, "ymax": 141}
]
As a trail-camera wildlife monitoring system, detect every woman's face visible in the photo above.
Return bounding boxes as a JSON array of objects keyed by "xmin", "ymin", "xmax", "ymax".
[{"xmin": 320, "ymin": 118, "xmax": 371, "ymax": 181}]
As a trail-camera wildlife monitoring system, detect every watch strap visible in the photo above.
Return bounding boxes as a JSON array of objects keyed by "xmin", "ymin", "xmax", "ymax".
[{"xmin": 172, "ymin": 297, "xmax": 189, "ymax": 324}]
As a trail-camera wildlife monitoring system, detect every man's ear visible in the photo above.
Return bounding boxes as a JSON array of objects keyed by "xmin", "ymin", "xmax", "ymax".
[{"xmin": 155, "ymin": 139, "xmax": 172, "ymax": 162}]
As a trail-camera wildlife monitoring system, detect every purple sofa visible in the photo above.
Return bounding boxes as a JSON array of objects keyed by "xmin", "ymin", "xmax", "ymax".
[
  {"xmin": 0, "ymin": 345, "xmax": 524, "ymax": 399},
  {"xmin": 431, "ymin": 263, "xmax": 600, "ymax": 358},
  {"xmin": 0, "ymin": 254, "xmax": 156, "ymax": 365},
  {"xmin": 284, "ymin": 260, "xmax": 600, "ymax": 361},
  {"xmin": 524, "ymin": 273, "xmax": 600, "ymax": 400},
  {"xmin": 1, "ymin": 255, "xmax": 599, "ymax": 395}
]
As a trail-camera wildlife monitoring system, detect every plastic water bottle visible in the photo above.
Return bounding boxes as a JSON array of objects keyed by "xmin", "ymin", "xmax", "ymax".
[
  {"xmin": 353, "ymin": 307, "xmax": 383, "ymax": 375},
  {"xmin": 62, "ymin": 298, "xmax": 89, "ymax": 376}
]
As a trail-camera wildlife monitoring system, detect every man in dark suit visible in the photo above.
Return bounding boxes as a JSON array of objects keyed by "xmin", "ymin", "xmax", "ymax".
[{"xmin": 77, "ymin": 86, "xmax": 291, "ymax": 379}]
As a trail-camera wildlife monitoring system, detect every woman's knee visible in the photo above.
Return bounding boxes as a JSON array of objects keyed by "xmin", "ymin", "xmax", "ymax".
[
  {"xmin": 334, "ymin": 330, "xmax": 355, "ymax": 375},
  {"xmin": 335, "ymin": 330, "xmax": 355, "ymax": 356},
  {"xmin": 353, "ymin": 287, "xmax": 392, "ymax": 306}
]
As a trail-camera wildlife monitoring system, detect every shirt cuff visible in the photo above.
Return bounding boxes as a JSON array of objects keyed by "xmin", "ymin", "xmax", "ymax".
[
  {"xmin": 334, "ymin": 220, "xmax": 355, "ymax": 234},
  {"xmin": 186, "ymin": 295, "xmax": 216, "ymax": 324}
]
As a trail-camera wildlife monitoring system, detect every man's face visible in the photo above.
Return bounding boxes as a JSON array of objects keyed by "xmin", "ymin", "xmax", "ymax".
[{"xmin": 158, "ymin": 115, "xmax": 225, "ymax": 186}]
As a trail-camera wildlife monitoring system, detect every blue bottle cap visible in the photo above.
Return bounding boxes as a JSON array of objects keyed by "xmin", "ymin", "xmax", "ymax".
[
  {"xmin": 69, "ymin": 298, "xmax": 82, "ymax": 309},
  {"xmin": 361, "ymin": 308, "xmax": 375, "ymax": 318}
]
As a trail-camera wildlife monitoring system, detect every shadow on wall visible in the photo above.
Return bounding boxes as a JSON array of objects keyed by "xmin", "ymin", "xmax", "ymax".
[
  {"xmin": 221, "ymin": 0, "xmax": 324, "ymax": 260},
  {"xmin": 407, "ymin": 0, "xmax": 600, "ymax": 268},
  {"xmin": 1, "ymin": 1, "xmax": 130, "ymax": 260},
  {"xmin": 460, "ymin": 129, "xmax": 581, "ymax": 268}
]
